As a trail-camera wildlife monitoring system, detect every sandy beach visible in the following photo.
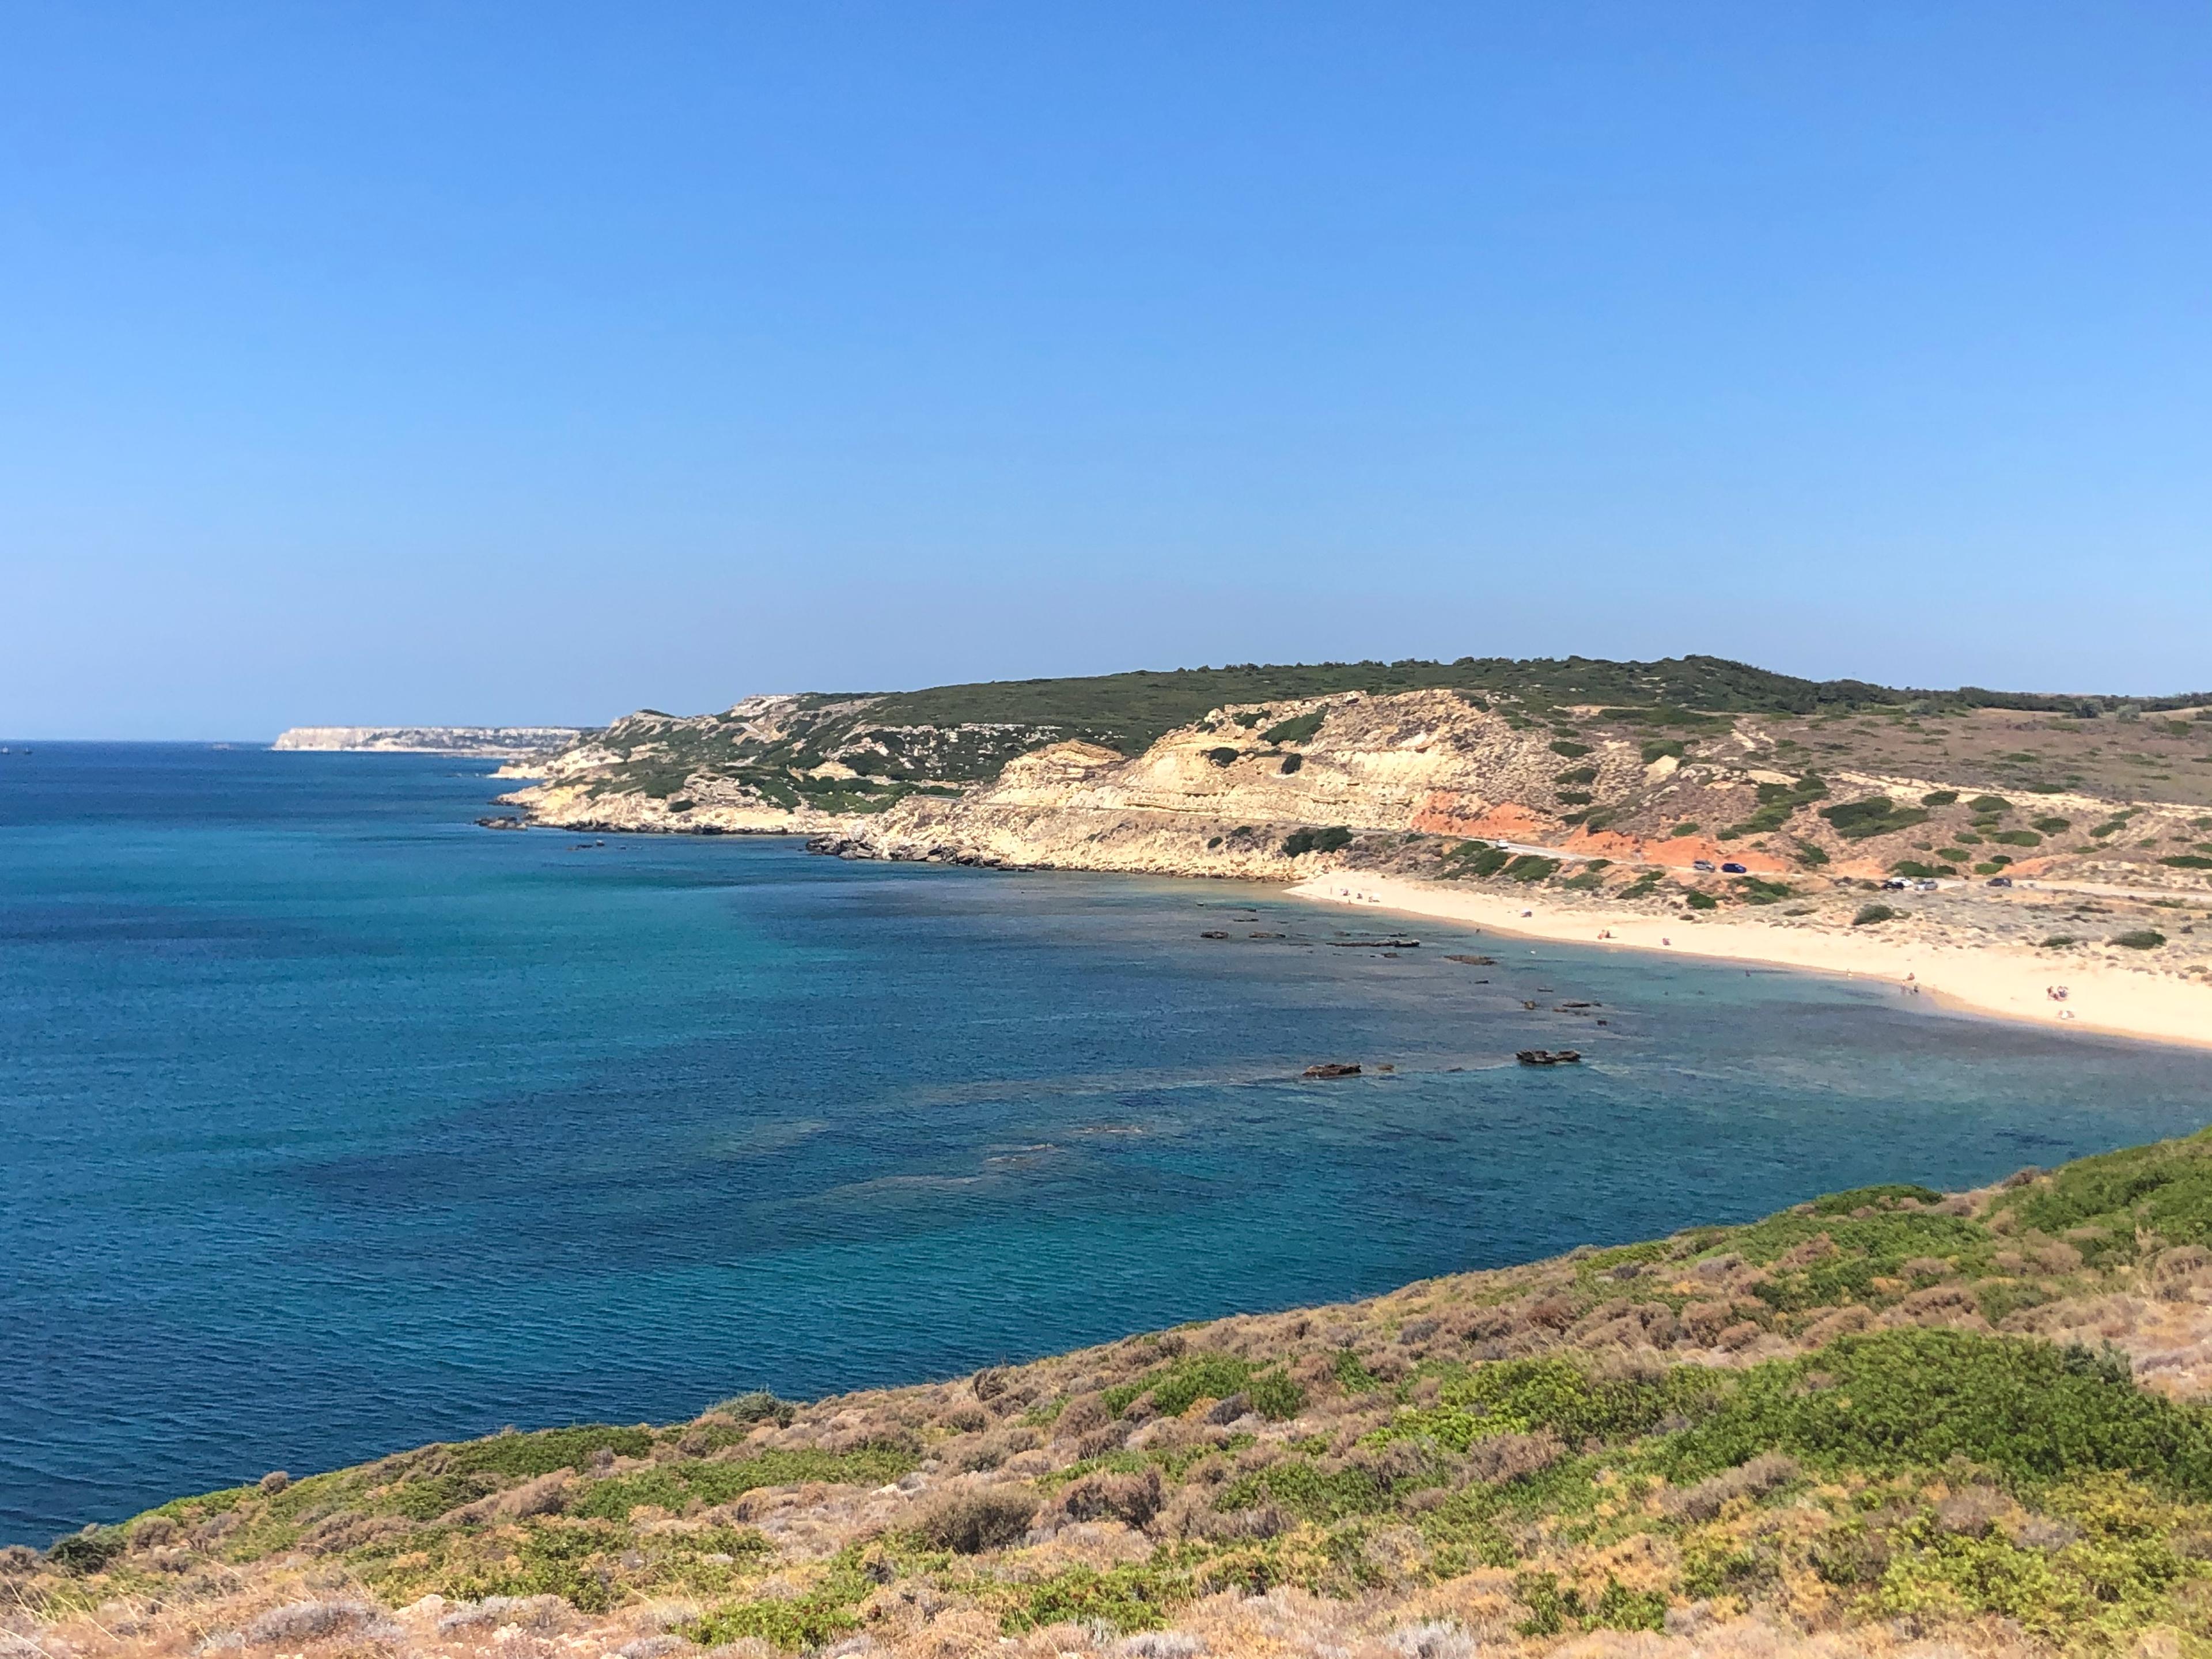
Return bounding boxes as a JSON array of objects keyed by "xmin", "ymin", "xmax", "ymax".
[{"xmin": 1289, "ymin": 872, "xmax": 2212, "ymax": 1050}]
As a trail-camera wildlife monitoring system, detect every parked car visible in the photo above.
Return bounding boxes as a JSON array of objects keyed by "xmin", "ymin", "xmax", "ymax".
[
  {"xmin": 1881, "ymin": 878, "xmax": 1908, "ymax": 891},
  {"xmin": 1987, "ymin": 875, "xmax": 2014, "ymax": 888},
  {"xmin": 1721, "ymin": 861, "xmax": 1748, "ymax": 874},
  {"xmin": 1692, "ymin": 859, "xmax": 1717, "ymax": 872},
  {"xmin": 1914, "ymin": 878, "xmax": 1939, "ymax": 891}
]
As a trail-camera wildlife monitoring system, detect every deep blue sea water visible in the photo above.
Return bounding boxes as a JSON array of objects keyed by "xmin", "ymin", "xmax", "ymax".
[{"xmin": 6, "ymin": 743, "xmax": 2212, "ymax": 1544}]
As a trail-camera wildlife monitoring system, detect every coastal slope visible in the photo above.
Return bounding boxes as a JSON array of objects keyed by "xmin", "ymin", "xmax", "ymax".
[{"xmin": 24, "ymin": 1128, "xmax": 2212, "ymax": 1658}]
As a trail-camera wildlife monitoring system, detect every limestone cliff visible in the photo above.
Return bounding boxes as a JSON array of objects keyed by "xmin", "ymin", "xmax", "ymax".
[{"xmin": 273, "ymin": 726, "xmax": 585, "ymax": 760}]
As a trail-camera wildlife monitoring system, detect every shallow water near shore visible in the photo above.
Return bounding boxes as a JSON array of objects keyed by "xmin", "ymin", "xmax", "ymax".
[{"xmin": 7, "ymin": 744, "xmax": 2212, "ymax": 1544}]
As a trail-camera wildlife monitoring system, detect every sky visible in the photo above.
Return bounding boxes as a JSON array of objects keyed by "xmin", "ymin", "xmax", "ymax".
[{"xmin": 4, "ymin": 3, "xmax": 2211, "ymax": 737}]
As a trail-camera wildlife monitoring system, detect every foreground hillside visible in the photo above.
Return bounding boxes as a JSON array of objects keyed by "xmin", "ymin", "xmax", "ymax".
[{"xmin": 24, "ymin": 1130, "xmax": 2212, "ymax": 1659}]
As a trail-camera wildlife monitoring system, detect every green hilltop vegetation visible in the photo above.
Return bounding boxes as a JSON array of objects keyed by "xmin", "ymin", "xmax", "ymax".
[
  {"xmin": 560, "ymin": 654, "xmax": 2212, "ymax": 810},
  {"xmin": 28, "ymin": 1127, "xmax": 2212, "ymax": 1656}
]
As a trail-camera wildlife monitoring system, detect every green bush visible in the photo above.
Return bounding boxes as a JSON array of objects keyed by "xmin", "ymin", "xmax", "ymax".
[
  {"xmin": 1262, "ymin": 710, "xmax": 1325, "ymax": 745},
  {"xmin": 1218, "ymin": 1457, "xmax": 1399, "ymax": 1522},
  {"xmin": 46, "ymin": 1527, "xmax": 126, "ymax": 1574},
  {"xmin": 999, "ymin": 1563, "xmax": 1188, "ymax": 1636},
  {"xmin": 1820, "ymin": 798, "xmax": 1931, "ymax": 840},
  {"xmin": 1446, "ymin": 842, "xmax": 1512, "ymax": 878},
  {"xmin": 1279, "ymin": 753, "xmax": 1303, "ymax": 774},
  {"xmin": 1555, "ymin": 765, "xmax": 1599, "ymax": 785},
  {"xmin": 1889, "ymin": 861, "xmax": 1953, "ymax": 878},
  {"xmin": 1281, "ymin": 825, "xmax": 1353, "ymax": 858},
  {"xmin": 1853, "ymin": 904, "xmax": 1900, "ymax": 926},
  {"xmin": 1102, "ymin": 1352, "xmax": 1302, "ymax": 1421},
  {"xmin": 1671, "ymin": 821, "xmax": 1700, "ymax": 836},
  {"xmin": 1794, "ymin": 839, "xmax": 1830, "ymax": 866},
  {"xmin": 1516, "ymin": 1572, "xmax": 1666, "ymax": 1636},
  {"xmin": 1504, "ymin": 855, "xmax": 1560, "ymax": 882},
  {"xmin": 1685, "ymin": 890, "xmax": 1719, "ymax": 910},
  {"xmin": 1669, "ymin": 1330, "xmax": 2212, "ymax": 1497},
  {"xmin": 1997, "ymin": 1129, "xmax": 2212, "ymax": 1252},
  {"xmin": 1969, "ymin": 794, "xmax": 2013, "ymax": 813},
  {"xmin": 2033, "ymin": 816, "xmax": 2073, "ymax": 834},
  {"xmin": 2112, "ymin": 930, "xmax": 2168, "ymax": 950},
  {"xmin": 1375, "ymin": 1355, "xmax": 1722, "ymax": 1454},
  {"xmin": 1642, "ymin": 740, "xmax": 1685, "ymax": 763},
  {"xmin": 2160, "ymin": 855, "xmax": 2212, "ymax": 869},
  {"xmin": 1550, "ymin": 740, "xmax": 1592, "ymax": 757},
  {"xmin": 1332, "ymin": 1349, "xmax": 1381, "ymax": 1392},
  {"xmin": 1737, "ymin": 877, "xmax": 1794, "ymax": 904},
  {"xmin": 2039, "ymin": 935, "xmax": 2080, "ymax": 948},
  {"xmin": 1205, "ymin": 747, "xmax": 1240, "ymax": 767},
  {"xmin": 1921, "ymin": 790, "xmax": 1959, "ymax": 806},
  {"xmin": 1991, "ymin": 829, "xmax": 2043, "ymax": 847}
]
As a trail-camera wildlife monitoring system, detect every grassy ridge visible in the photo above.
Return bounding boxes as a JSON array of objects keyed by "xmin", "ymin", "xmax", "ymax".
[{"xmin": 25, "ymin": 1131, "xmax": 2212, "ymax": 1655}]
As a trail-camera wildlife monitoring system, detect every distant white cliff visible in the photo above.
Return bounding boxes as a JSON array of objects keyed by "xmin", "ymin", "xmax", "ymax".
[{"xmin": 271, "ymin": 726, "xmax": 587, "ymax": 759}]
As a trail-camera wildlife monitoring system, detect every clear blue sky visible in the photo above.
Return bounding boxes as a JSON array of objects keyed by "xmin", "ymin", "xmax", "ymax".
[{"xmin": 6, "ymin": 4, "xmax": 2210, "ymax": 737}]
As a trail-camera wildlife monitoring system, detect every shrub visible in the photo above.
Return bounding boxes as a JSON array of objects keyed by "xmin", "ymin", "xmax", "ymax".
[
  {"xmin": 46, "ymin": 1527, "xmax": 125, "ymax": 1574},
  {"xmin": 2112, "ymin": 930, "xmax": 2168, "ymax": 950},
  {"xmin": 1555, "ymin": 765, "xmax": 1598, "ymax": 785},
  {"xmin": 713, "ymin": 1390, "xmax": 797, "ymax": 1426},
  {"xmin": 2160, "ymin": 855, "xmax": 2212, "ymax": 869},
  {"xmin": 1661, "ymin": 1453, "xmax": 1800, "ymax": 1521},
  {"xmin": 692, "ymin": 1594, "xmax": 862, "ymax": 1650},
  {"xmin": 919, "ymin": 1484, "xmax": 1039, "ymax": 1553},
  {"xmin": 1244, "ymin": 1368, "xmax": 1305, "ymax": 1419},
  {"xmin": 1105, "ymin": 1351, "xmax": 1301, "ymax": 1418},
  {"xmin": 1204, "ymin": 747, "xmax": 1240, "ymax": 767},
  {"xmin": 1670, "ymin": 1329, "xmax": 2212, "ymax": 1496},
  {"xmin": 1262, "ymin": 710, "xmax": 1325, "ymax": 745},
  {"xmin": 1821, "ymin": 798, "xmax": 1931, "ymax": 840},
  {"xmin": 1281, "ymin": 825, "xmax": 1353, "ymax": 858},
  {"xmin": 1377, "ymin": 1355, "xmax": 1722, "ymax": 1453},
  {"xmin": 1550, "ymin": 740, "xmax": 1591, "ymax": 757},
  {"xmin": 1446, "ymin": 842, "xmax": 1511, "ymax": 878},
  {"xmin": 1504, "ymin": 855, "xmax": 1559, "ymax": 882},
  {"xmin": 1685, "ymin": 890, "xmax": 1719, "ymax": 910},
  {"xmin": 1737, "ymin": 877, "xmax": 1794, "ymax": 904},
  {"xmin": 1334, "ymin": 1349, "xmax": 1381, "ymax": 1392},
  {"xmin": 999, "ymin": 1563, "xmax": 1188, "ymax": 1636},
  {"xmin": 2039, "ymin": 935, "xmax": 2080, "ymax": 948},
  {"xmin": 1279, "ymin": 753, "xmax": 1303, "ymax": 774},
  {"xmin": 1991, "ymin": 829, "xmax": 2043, "ymax": 846},
  {"xmin": 1890, "ymin": 861, "xmax": 1952, "ymax": 878},
  {"xmin": 1854, "ymin": 904, "xmax": 1900, "ymax": 926},
  {"xmin": 1922, "ymin": 790, "xmax": 1960, "ymax": 806},
  {"xmin": 1969, "ymin": 794, "xmax": 2013, "ymax": 813},
  {"xmin": 1515, "ymin": 1572, "xmax": 1666, "ymax": 1635},
  {"xmin": 2033, "ymin": 816, "xmax": 2073, "ymax": 834},
  {"xmin": 245, "ymin": 1603, "xmax": 400, "ymax": 1646},
  {"xmin": 1671, "ymin": 821, "xmax": 1700, "ymax": 836},
  {"xmin": 1794, "ymin": 840, "xmax": 1830, "ymax": 866},
  {"xmin": 1643, "ymin": 740, "xmax": 1687, "ymax": 763}
]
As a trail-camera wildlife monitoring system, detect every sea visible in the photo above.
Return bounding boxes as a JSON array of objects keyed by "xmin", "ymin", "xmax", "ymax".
[{"xmin": 6, "ymin": 742, "xmax": 2212, "ymax": 1546}]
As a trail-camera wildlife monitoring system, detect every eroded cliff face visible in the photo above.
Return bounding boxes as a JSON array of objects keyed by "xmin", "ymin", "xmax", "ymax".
[
  {"xmin": 507, "ymin": 688, "xmax": 2212, "ymax": 904},
  {"xmin": 809, "ymin": 689, "xmax": 1722, "ymax": 876}
]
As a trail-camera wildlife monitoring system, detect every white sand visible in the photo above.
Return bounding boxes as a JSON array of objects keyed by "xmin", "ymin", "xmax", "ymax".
[{"xmin": 1289, "ymin": 873, "xmax": 2212, "ymax": 1050}]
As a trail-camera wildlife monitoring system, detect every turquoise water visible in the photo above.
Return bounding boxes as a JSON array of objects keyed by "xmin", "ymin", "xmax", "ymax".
[{"xmin": 6, "ymin": 744, "xmax": 2212, "ymax": 1545}]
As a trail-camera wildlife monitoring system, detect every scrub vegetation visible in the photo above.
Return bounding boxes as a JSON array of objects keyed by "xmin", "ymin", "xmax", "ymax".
[{"xmin": 31, "ymin": 1131, "xmax": 2212, "ymax": 1659}]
